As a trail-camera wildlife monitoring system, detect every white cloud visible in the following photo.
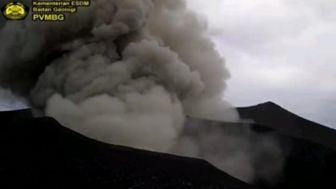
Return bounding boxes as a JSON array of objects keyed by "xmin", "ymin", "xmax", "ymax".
[{"xmin": 187, "ymin": 0, "xmax": 336, "ymax": 127}]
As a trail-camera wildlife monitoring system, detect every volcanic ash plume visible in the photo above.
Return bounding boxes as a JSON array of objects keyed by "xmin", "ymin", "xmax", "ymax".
[
  {"xmin": 0, "ymin": 0, "xmax": 283, "ymax": 183},
  {"xmin": 0, "ymin": 0, "xmax": 236, "ymax": 151}
]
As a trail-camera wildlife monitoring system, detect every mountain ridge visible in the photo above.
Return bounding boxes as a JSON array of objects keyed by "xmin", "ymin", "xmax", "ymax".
[
  {"xmin": 1, "ymin": 102, "xmax": 336, "ymax": 188},
  {"xmin": 0, "ymin": 111, "xmax": 254, "ymax": 189},
  {"xmin": 238, "ymin": 101, "xmax": 336, "ymax": 150}
]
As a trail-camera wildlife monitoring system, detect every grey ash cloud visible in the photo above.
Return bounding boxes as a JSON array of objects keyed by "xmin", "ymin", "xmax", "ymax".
[{"xmin": 0, "ymin": 0, "xmax": 286, "ymax": 183}]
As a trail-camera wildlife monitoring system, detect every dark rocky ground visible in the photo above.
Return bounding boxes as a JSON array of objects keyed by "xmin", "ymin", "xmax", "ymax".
[
  {"xmin": 237, "ymin": 102, "xmax": 336, "ymax": 189},
  {"xmin": 1, "ymin": 102, "xmax": 336, "ymax": 188},
  {"xmin": 0, "ymin": 109, "xmax": 253, "ymax": 189},
  {"xmin": 238, "ymin": 102, "xmax": 336, "ymax": 150}
]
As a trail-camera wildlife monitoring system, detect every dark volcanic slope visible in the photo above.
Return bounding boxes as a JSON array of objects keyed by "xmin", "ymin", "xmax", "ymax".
[
  {"xmin": 237, "ymin": 102, "xmax": 336, "ymax": 150},
  {"xmin": 0, "ymin": 109, "xmax": 32, "ymax": 124},
  {"xmin": 0, "ymin": 110, "xmax": 252, "ymax": 189},
  {"xmin": 237, "ymin": 102, "xmax": 336, "ymax": 189}
]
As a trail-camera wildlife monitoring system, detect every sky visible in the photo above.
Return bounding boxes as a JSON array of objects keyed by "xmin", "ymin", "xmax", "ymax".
[
  {"xmin": 0, "ymin": 88, "xmax": 26, "ymax": 111},
  {"xmin": 0, "ymin": 0, "xmax": 335, "ymax": 128},
  {"xmin": 186, "ymin": 0, "xmax": 336, "ymax": 128}
]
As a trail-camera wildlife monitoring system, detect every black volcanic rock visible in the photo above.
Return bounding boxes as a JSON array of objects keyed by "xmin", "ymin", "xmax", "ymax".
[
  {"xmin": 0, "ymin": 110, "xmax": 253, "ymax": 189},
  {"xmin": 2, "ymin": 103, "xmax": 336, "ymax": 189},
  {"xmin": 237, "ymin": 102, "xmax": 336, "ymax": 150},
  {"xmin": 237, "ymin": 102, "xmax": 336, "ymax": 189},
  {"xmin": 0, "ymin": 108, "xmax": 32, "ymax": 124}
]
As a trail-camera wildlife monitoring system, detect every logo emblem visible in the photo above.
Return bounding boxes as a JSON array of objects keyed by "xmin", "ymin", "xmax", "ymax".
[{"xmin": 1, "ymin": 2, "xmax": 29, "ymax": 20}]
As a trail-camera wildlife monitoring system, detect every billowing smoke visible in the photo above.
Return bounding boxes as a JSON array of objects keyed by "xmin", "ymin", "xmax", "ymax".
[
  {"xmin": 0, "ymin": 0, "xmax": 283, "ymax": 183},
  {"xmin": 174, "ymin": 118, "xmax": 284, "ymax": 183}
]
